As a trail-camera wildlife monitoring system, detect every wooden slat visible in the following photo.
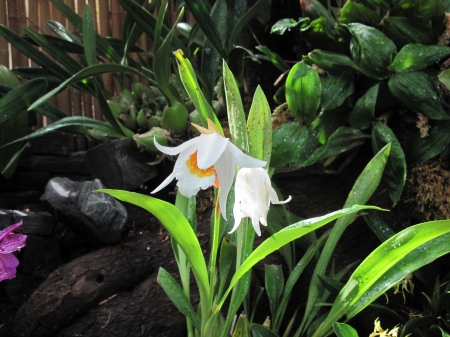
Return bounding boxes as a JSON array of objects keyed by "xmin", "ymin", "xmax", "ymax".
[
  {"xmin": 0, "ymin": 0, "xmax": 10, "ymax": 67},
  {"xmin": 8, "ymin": 0, "xmax": 28, "ymax": 68},
  {"xmin": 27, "ymin": 0, "xmax": 39, "ymax": 68}
]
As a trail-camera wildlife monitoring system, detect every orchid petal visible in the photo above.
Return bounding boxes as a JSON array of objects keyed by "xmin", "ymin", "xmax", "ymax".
[
  {"xmin": 0, "ymin": 220, "xmax": 23, "ymax": 242},
  {"xmin": 196, "ymin": 133, "xmax": 228, "ymax": 170},
  {"xmin": 154, "ymin": 137, "xmax": 198, "ymax": 156},
  {"xmin": 268, "ymin": 185, "xmax": 292, "ymax": 204},
  {"xmin": 0, "ymin": 253, "xmax": 19, "ymax": 281},
  {"xmin": 227, "ymin": 142, "xmax": 266, "ymax": 168},
  {"xmin": 214, "ymin": 150, "xmax": 236, "ymax": 220},
  {"xmin": 151, "ymin": 172, "xmax": 176, "ymax": 194},
  {"xmin": 0, "ymin": 233, "xmax": 27, "ymax": 253}
]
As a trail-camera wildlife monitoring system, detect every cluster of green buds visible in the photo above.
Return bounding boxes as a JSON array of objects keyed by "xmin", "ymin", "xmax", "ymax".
[{"xmin": 107, "ymin": 82, "xmax": 201, "ymax": 153}]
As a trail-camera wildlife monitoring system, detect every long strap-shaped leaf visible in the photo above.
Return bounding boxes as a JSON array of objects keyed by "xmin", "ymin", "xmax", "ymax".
[
  {"xmin": 95, "ymin": 190, "xmax": 211, "ymax": 333},
  {"xmin": 0, "ymin": 78, "xmax": 47, "ymax": 126},
  {"xmin": 183, "ymin": 0, "xmax": 227, "ymax": 58},
  {"xmin": 207, "ymin": 205, "xmax": 384, "ymax": 328},
  {"xmin": 317, "ymin": 220, "xmax": 450, "ymax": 337}
]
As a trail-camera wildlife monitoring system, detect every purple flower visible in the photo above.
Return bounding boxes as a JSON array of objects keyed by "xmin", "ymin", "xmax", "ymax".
[{"xmin": 0, "ymin": 220, "xmax": 26, "ymax": 282}]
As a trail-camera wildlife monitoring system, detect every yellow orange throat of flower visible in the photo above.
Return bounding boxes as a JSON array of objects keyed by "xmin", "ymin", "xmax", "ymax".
[{"xmin": 186, "ymin": 151, "xmax": 220, "ymax": 188}]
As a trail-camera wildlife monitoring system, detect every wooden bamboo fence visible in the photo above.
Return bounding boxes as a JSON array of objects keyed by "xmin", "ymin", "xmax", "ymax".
[{"xmin": 0, "ymin": 0, "xmax": 189, "ymax": 150}]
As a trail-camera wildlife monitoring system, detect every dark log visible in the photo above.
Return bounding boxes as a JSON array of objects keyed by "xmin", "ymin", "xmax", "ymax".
[{"xmin": 11, "ymin": 225, "xmax": 166, "ymax": 337}]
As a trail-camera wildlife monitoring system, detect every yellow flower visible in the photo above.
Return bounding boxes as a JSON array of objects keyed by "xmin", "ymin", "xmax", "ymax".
[{"xmin": 151, "ymin": 120, "xmax": 266, "ymax": 219}]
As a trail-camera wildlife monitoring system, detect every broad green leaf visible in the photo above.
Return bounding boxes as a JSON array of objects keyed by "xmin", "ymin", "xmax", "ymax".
[
  {"xmin": 301, "ymin": 0, "xmax": 335, "ymax": 28},
  {"xmin": 0, "ymin": 78, "xmax": 47, "ymax": 125},
  {"xmin": 83, "ymin": 5, "xmax": 97, "ymax": 66},
  {"xmin": 271, "ymin": 18, "xmax": 302, "ymax": 35},
  {"xmin": 271, "ymin": 122, "xmax": 307, "ymax": 168},
  {"xmin": 319, "ymin": 220, "xmax": 450, "ymax": 337},
  {"xmin": 399, "ymin": 316, "xmax": 435, "ymax": 337},
  {"xmin": 390, "ymin": 44, "xmax": 450, "ymax": 73},
  {"xmin": 391, "ymin": 0, "xmax": 445, "ymax": 26},
  {"xmin": 320, "ymin": 70, "xmax": 355, "ymax": 111},
  {"xmin": 303, "ymin": 50, "xmax": 359, "ymax": 73},
  {"xmin": 47, "ymin": 20, "xmax": 84, "ymax": 45},
  {"xmin": 223, "ymin": 60, "xmax": 248, "ymax": 151},
  {"xmin": 183, "ymin": 0, "xmax": 227, "ymax": 58},
  {"xmin": 285, "ymin": 61, "xmax": 321, "ymax": 124},
  {"xmin": 0, "ymin": 66, "xmax": 20, "ymax": 88},
  {"xmin": 96, "ymin": 190, "xmax": 211, "ymax": 325},
  {"xmin": 304, "ymin": 127, "xmax": 369, "ymax": 165},
  {"xmin": 388, "ymin": 71, "xmax": 448, "ymax": 120},
  {"xmin": 28, "ymin": 63, "xmax": 146, "ymax": 111},
  {"xmin": 347, "ymin": 23, "xmax": 397, "ymax": 80},
  {"xmin": 153, "ymin": 0, "xmax": 169, "ymax": 54},
  {"xmin": 256, "ymin": 46, "xmax": 290, "ymax": 72},
  {"xmin": 211, "ymin": 205, "xmax": 384, "ymax": 317},
  {"xmin": 340, "ymin": 2, "xmax": 380, "ymax": 26},
  {"xmin": 174, "ymin": 49, "xmax": 221, "ymax": 129},
  {"xmin": 333, "ymin": 322, "xmax": 359, "ymax": 337},
  {"xmin": 157, "ymin": 267, "xmax": 201, "ymax": 332},
  {"xmin": 247, "ymin": 86, "xmax": 272, "ymax": 164},
  {"xmin": 349, "ymin": 83, "xmax": 379, "ymax": 130},
  {"xmin": 1, "ymin": 116, "xmax": 125, "ymax": 149},
  {"xmin": 404, "ymin": 120, "xmax": 450, "ymax": 165},
  {"xmin": 300, "ymin": 17, "xmax": 338, "ymax": 51},
  {"xmin": 382, "ymin": 17, "xmax": 438, "ymax": 49},
  {"xmin": 372, "ymin": 121, "xmax": 406, "ymax": 206},
  {"xmin": 265, "ymin": 265, "xmax": 284, "ymax": 319}
]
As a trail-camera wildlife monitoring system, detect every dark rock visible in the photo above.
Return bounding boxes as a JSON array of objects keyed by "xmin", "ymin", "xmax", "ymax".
[
  {"xmin": 0, "ymin": 209, "xmax": 56, "ymax": 236},
  {"xmin": 28, "ymin": 152, "xmax": 89, "ymax": 175},
  {"xmin": 40, "ymin": 177, "xmax": 127, "ymax": 245},
  {"xmin": 86, "ymin": 138, "xmax": 157, "ymax": 190},
  {"xmin": 1, "ymin": 273, "xmax": 42, "ymax": 304},
  {"xmin": 20, "ymin": 235, "xmax": 62, "ymax": 277},
  {"xmin": 27, "ymin": 132, "xmax": 70, "ymax": 156}
]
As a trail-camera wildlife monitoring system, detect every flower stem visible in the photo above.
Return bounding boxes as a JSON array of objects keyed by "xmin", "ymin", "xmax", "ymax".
[{"xmin": 209, "ymin": 191, "xmax": 221, "ymax": 305}]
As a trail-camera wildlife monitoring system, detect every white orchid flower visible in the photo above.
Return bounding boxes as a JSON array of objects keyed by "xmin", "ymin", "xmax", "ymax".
[
  {"xmin": 230, "ymin": 167, "xmax": 292, "ymax": 236},
  {"xmin": 151, "ymin": 119, "xmax": 266, "ymax": 219}
]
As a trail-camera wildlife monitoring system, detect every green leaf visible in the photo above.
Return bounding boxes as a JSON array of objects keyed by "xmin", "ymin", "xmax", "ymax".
[
  {"xmin": 285, "ymin": 61, "xmax": 321, "ymax": 124},
  {"xmin": 404, "ymin": 120, "xmax": 450, "ymax": 165},
  {"xmin": 438, "ymin": 69, "xmax": 450, "ymax": 90},
  {"xmin": 1, "ymin": 116, "xmax": 125, "ymax": 148},
  {"xmin": 50, "ymin": 0, "xmax": 121, "ymax": 63},
  {"xmin": 321, "ymin": 220, "xmax": 450, "ymax": 336},
  {"xmin": 320, "ymin": 70, "xmax": 355, "ymax": 111},
  {"xmin": 347, "ymin": 23, "xmax": 397, "ymax": 80},
  {"xmin": 0, "ymin": 78, "xmax": 47, "ymax": 125},
  {"xmin": 96, "ymin": 190, "xmax": 211, "ymax": 326},
  {"xmin": 333, "ymin": 322, "xmax": 359, "ymax": 337},
  {"xmin": 271, "ymin": 18, "xmax": 302, "ymax": 35},
  {"xmin": 217, "ymin": 238, "xmax": 237, "ymax": 301},
  {"xmin": 211, "ymin": 205, "xmax": 384, "ymax": 317},
  {"xmin": 223, "ymin": 60, "xmax": 248, "ymax": 151},
  {"xmin": 28, "ymin": 63, "xmax": 145, "ymax": 111},
  {"xmin": 365, "ymin": 0, "xmax": 392, "ymax": 10},
  {"xmin": 265, "ymin": 265, "xmax": 284, "ymax": 319},
  {"xmin": 229, "ymin": 0, "xmax": 271, "ymax": 50},
  {"xmin": 391, "ymin": 0, "xmax": 445, "ymax": 26},
  {"xmin": 174, "ymin": 50, "xmax": 221, "ymax": 129},
  {"xmin": 157, "ymin": 267, "xmax": 201, "ymax": 332},
  {"xmin": 364, "ymin": 213, "xmax": 396, "ymax": 243},
  {"xmin": 390, "ymin": 44, "xmax": 450, "ymax": 73},
  {"xmin": 82, "ymin": 5, "xmax": 97, "ymax": 67},
  {"xmin": 388, "ymin": 71, "xmax": 448, "ymax": 120},
  {"xmin": 348, "ymin": 83, "xmax": 379, "ymax": 130},
  {"xmin": 256, "ymin": 46, "xmax": 290, "ymax": 72},
  {"xmin": 382, "ymin": 17, "xmax": 438, "ymax": 49},
  {"xmin": 0, "ymin": 66, "xmax": 20, "ymax": 88},
  {"xmin": 372, "ymin": 121, "xmax": 406, "ymax": 206},
  {"xmin": 303, "ymin": 50, "xmax": 359, "ymax": 73},
  {"xmin": 247, "ymin": 86, "xmax": 272, "ymax": 163},
  {"xmin": 183, "ymin": 0, "xmax": 227, "ymax": 58},
  {"xmin": 340, "ymin": 2, "xmax": 380, "ymax": 26},
  {"xmin": 271, "ymin": 122, "xmax": 308, "ymax": 168}
]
